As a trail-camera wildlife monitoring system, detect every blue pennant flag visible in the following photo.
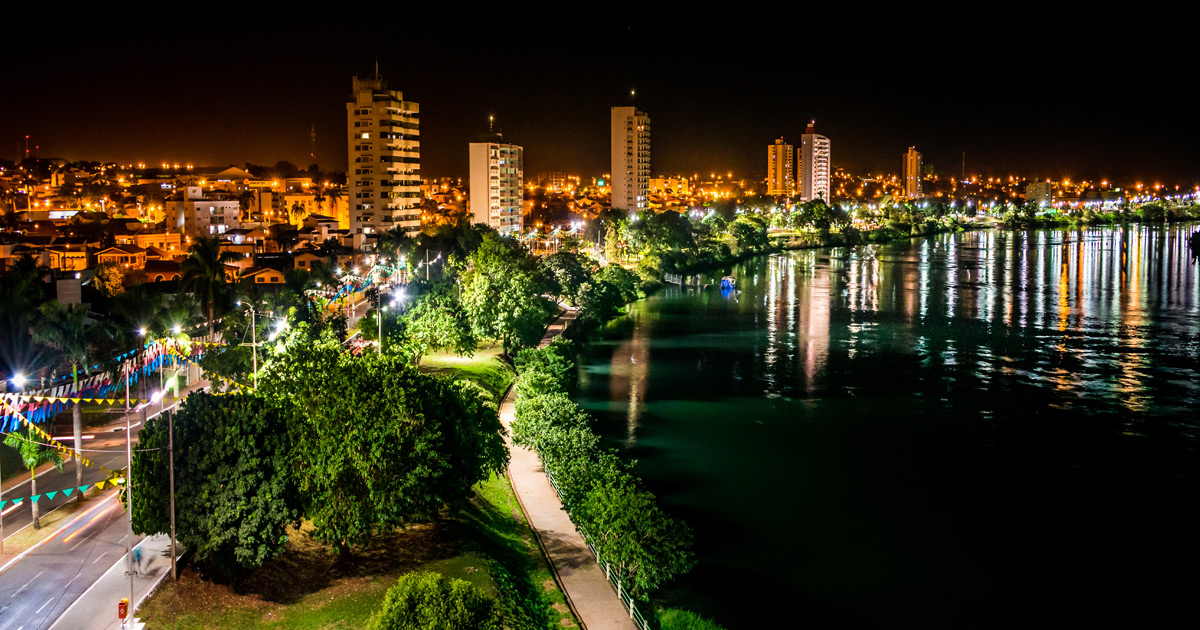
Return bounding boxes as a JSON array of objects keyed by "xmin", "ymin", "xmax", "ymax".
[
  {"xmin": 45, "ymin": 491, "xmax": 58, "ymax": 500},
  {"xmin": 62, "ymin": 487, "xmax": 75, "ymax": 497},
  {"xmin": 30, "ymin": 494, "xmax": 41, "ymax": 503},
  {"xmin": 0, "ymin": 500, "xmax": 6, "ymax": 509},
  {"xmin": 78, "ymin": 484, "xmax": 90, "ymax": 494}
]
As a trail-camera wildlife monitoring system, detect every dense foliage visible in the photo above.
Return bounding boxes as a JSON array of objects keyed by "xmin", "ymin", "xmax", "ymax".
[
  {"xmin": 130, "ymin": 392, "xmax": 300, "ymax": 574},
  {"xmin": 510, "ymin": 339, "xmax": 695, "ymax": 597},
  {"xmin": 368, "ymin": 572, "xmax": 503, "ymax": 630}
]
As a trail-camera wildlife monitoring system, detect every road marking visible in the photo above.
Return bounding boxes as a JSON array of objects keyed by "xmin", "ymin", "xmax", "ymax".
[
  {"xmin": 92, "ymin": 551, "xmax": 107, "ymax": 564},
  {"xmin": 12, "ymin": 570, "xmax": 45, "ymax": 598},
  {"xmin": 35, "ymin": 598, "xmax": 52, "ymax": 614}
]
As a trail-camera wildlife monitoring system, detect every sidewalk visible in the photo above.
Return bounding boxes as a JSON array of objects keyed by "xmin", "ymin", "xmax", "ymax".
[
  {"xmin": 47, "ymin": 533, "xmax": 180, "ymax": 630},
  {"xmin": 502, "ymin": 308, "xmax": 638, "ymax": 630}
]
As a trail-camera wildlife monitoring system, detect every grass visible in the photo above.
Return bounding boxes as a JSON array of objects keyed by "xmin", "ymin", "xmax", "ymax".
[
  {"xmin": 140, "ymin": 474, "xmax": 577, "ymax": 630},
  {"xmin": 657, "ymin": 608, "xmax": 728, "ymax": 630},
  {"xmin": 420, "ymin": 344, "xmax": 515, "ymax": 402}
]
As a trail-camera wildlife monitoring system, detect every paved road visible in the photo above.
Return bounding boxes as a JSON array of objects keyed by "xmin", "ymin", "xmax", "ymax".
[
  {"xmin": 0, "ymin": 489, "xmax": 141, "ymax": 630},
  {"xmin": 2, "ymin": 402, "xmax": 163, "ymax": 544}
]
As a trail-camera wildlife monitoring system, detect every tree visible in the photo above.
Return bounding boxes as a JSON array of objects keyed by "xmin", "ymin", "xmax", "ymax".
[
  {"xmin": 459, "ymin": 234, "xmax": 547, "ymax": 355},
  {"xmin": 4, "ymin": 425, "xmax": 64, "ymax": 529},
  {"xmin": 92, "ymin": 262, "xmax": 125, "ymax": 297},
  {"xmin": 33, "ymin": 300, "xmax": 114, "ymax": 499},
  {"xmin": 574, "ymin": 463, "xmax": 696, "ymax": 597},
  {"xmin": 368, "ymin": 572, "xmax": 502, "ymax": 630},
  {"xmin": 540, "ymin": 251, "xmax": 591, "ymax": 305},
  {"xmin": 180, "ymin": 238, "xmax": 239, "ymax": 339},
  {"xmin": 401, "ymin": 293, "xmax": 475, "ymax": 365},
  {"xmin": 258, "ymin": 327, "xmax": 507, "ymax": 554},
  {"xmin": 129, "ymin": 392, "xmax": 300, "ymax": 575}
]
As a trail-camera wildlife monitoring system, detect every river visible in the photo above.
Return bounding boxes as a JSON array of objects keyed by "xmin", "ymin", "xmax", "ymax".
[{"xmin": 574, "ymin": 223, "xmax": 1200, "ymax": 628}]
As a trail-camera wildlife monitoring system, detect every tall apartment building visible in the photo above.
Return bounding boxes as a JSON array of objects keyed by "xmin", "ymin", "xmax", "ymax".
[
  {"xmin": 798, "ymin": 122, "xmax": 831, "ymax": 202},
  {"xmin": 767, "ymin": 138, "xmax": 795, "ymax": 195},
  {"xmin": 346, "ymin": 75, "xmax": 421, "ymax": 239},
  {"xmin": 903, "ymin": 147, "xmax": 923, "ymax": 199},
  {"xmin": 610, "ymin": 106, "xmax": 651, "ymax": 211},
  {"xmin": 469, "ymin": 134, "xmax": 524, "ymax": 236},
  {"xmin": 1026, "ymin": 181, "xmax": 1054, "ymax": 207},
  {"xmin": 168, "ymin": 186, "xmax": 240, "ymax": 239}
]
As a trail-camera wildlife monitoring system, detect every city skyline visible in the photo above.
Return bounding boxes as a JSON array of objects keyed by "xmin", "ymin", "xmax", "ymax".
[{"xmin": 3, "ymin": 17, "xmax": 1196, "ymax": 184}]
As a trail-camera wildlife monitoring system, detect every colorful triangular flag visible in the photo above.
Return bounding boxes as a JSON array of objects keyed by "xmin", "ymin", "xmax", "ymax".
[
  {"xmin": 94, "ymin": 481, "xmax": 106, "ymax": 490},
  {"xmin": 11, "ymin": 498, "xmax": 21, "ymax": 506},
  {"xmin": 30, "ymin": 494, "xmax": 40, "ymax": 503},
  {"xmin": 78, "ymin": 484, "xmax": 90, "ymax": 494},
  {"xmin": 62, "ymin": 488, "xmax": 74, "ymax": 497},
  {"xmin": 45, "ymin": 491, "xmax": 58, "ymax": 500},
  {"xmin": 0, "ymin": 500, "xmax": 6, "ymax": 509}
]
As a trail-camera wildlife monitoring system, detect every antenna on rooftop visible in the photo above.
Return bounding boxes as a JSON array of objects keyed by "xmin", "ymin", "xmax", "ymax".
[
  {"xmin": 310, "ymin": 123, "xmax": 318, "ymax": 171},
  {"xmin": 374, "ymin": 56, "xmax": 380, "ymax": 81}
]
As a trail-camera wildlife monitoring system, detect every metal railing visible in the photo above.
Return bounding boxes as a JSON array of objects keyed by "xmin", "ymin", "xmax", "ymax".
[{"xmin": 543, "ymin": 468, "xmax": 654, "ymax": 630}]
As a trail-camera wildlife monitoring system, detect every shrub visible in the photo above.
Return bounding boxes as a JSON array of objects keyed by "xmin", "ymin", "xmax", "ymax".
[{"xmin": 368, "ymin": 572, "xmax": 502, "ymax": 630}]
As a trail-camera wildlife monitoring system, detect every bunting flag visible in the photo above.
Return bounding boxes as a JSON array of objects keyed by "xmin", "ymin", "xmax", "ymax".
[
  {"xmin": 0, "ymin": 500, "xmax": 5, "ymax": 509},
  {"xmin": 45, "ymin": 491, "xmax": 58, "ymax": 500},
  {"xmin": 30, "ymin": 494, "xmax": 41, "ymax": 503},
  {"xmin": 0, "ymin": 396, "xmax": 124, "ymax": 482},
  {"xmin": 62, "ymin": 488, "xmax": 74, "ymax": 497}
]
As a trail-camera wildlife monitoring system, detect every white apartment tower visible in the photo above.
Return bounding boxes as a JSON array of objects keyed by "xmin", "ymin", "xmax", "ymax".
[
  {"xmin": 610, "ymin": 106, "xmax": 651, "ymax": 211},
  {"xmin": 904, "ymin": 147, "xmax": 923, "ymax": 199},
  {"xmin": 347, "ymin": 75, "xmax": 421, "ymax": 238},
  {"xmin": 798, "ymin": 122, "xmax": 831, "ymax": 202},
  {"xmin": 469, "ymin": 135, "xmax": 524, "ymax": 236},
  {"xmin": 767, "ymin": 138, "xmax": 795, "ymax": 195}
]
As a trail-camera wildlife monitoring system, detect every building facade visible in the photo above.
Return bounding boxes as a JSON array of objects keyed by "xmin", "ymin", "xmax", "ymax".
[
  {"xmin": 469, "ymin": 137, "xmax": 524, "ymax": 236},
  {"xmin": 347, "ymin": 75, "xmax": 421, "ymax": 239},
  {"xmin": 168, "ymin": 186, "xmax": 240, "ymax": 239},
  {"xmin": 610, "ymin": 106, "xmax": 651, "ymax": 211},
  {"xmin": 1026, "ymin": 181, "xmax": 1054, "ymax": 207},
  {"xmin": 904, "ymin": 147, "xmax": 923, "ymax": 199},
  {"xmin": 767, "ymin": 138, "xmax": 795, "ymax": 195},
  {"xmin": 798, "ymin": 122, "xmax": 831, "ymax": 202}
]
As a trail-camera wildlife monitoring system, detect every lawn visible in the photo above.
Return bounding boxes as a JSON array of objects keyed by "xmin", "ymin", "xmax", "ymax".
[{"xmin": 420, "ymin": 344, "xmax": 515, "ymax": 402}]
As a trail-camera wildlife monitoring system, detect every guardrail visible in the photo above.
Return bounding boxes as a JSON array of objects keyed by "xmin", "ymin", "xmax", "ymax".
[{"xmin": 543, "ymin": 469, "xmax": 654, "ymax": 630}]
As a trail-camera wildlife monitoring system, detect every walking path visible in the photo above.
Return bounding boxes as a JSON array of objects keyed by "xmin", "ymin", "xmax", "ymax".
[
  {"xmin": 501, "ymin": 308, "xmax": 638, "ymax": 630},
  {"xmin": 47, "ymin": 533, "xmax": 179, "ymax": 630}
]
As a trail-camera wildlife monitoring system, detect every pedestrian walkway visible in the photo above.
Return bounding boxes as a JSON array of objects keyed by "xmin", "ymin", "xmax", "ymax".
[
  {"xmin": 502, "ymin": 308, "xmax": 638, "ymax": 630},
  {"xmin": 47, "ymin": 533, "xmax": 180, "ymax": 630}
]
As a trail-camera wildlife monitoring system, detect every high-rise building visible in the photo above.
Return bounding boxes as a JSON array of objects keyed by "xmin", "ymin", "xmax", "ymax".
[
  {"xmin": 168, "ymin": 186, "xmax": 240, "ymax": 239},
  {"xmin": 798, "ymin": 122, "xmax": 831, "ymax": 202},
  {"xmin": 346, "ymin": 75, "xmax": 421, "ymax": 239},
  {"xmin": 610, "ymin": 106, "xmax": 651, "ymax": 211},
  {"xmin": 904, "ymin": 147, "xmax": 923, "ymax": 199},
  {"xmin": 767, "ymin": 138, "xmax": 794, "ymax": 196},
  {"xmin": 469, "ymin": 134, "xmax": 524, "ymax": 236}
]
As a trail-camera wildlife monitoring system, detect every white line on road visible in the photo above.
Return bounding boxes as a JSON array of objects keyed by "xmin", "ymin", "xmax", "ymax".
[
  {"xmin": 92, "ymin": 552, "xmax": 107, "ymax": 565},
  {"xmin": 35, "ymin": 598, "xmax": 52, "ymax": 614},
  {"xmin": 12, "ymin": 570, "xmax": 45, "ymax": 598}
]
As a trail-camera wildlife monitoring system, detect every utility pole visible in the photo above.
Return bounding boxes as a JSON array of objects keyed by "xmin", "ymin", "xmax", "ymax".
[
  {"xmin": 168, "ymin": 405, "xmax": 176, "ymax": 581},
  {"xmin": 124, "ymin": 360, "xmax": 134, "ymax": 616}
]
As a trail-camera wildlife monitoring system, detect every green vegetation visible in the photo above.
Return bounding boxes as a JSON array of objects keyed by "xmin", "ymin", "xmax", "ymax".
[
  {"xmin": 656, "ymin": 608, "xmax": 728, "ymax": 630},
  {"xmin": 511, "ymin": 339, "xmax": 696, "ymax": 598},
  {"xmin": 367, "ymin": 572, "xmax": 502, "ymax": 630}
]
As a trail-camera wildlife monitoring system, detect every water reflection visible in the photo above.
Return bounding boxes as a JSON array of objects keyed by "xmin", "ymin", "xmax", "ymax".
[
  {"xmin": 730, "ymin": 223, "xmax": 1200, "ymax": 416},
  {"xmin": 579, "ymin": 223, "xmax": 1200, "ymax": 628}
]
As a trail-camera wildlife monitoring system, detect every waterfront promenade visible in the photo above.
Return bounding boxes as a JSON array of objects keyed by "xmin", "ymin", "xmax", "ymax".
[{"xmin": 501, "ymin": 307, "xmax": 637, "ymax": 630}]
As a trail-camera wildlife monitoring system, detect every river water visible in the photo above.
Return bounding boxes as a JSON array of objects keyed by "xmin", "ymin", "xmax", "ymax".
[{"xmin": 575, "ymin": 223, "xmax": 1200, "ymax": 628}]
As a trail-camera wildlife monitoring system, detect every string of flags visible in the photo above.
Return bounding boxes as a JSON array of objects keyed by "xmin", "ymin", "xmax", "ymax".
[
  {"xmin": 0, "ymin": 395, "xmax": 125, "ymax": 482},
  {"xmin": 0, "ymin": 478, "xmax": 122, "ymax": 510}
]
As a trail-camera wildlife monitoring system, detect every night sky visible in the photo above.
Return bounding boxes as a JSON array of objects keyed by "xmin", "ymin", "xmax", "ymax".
[{"xmin": 5, "ymin": 14, "xmax": 1197, "ymax": 184}]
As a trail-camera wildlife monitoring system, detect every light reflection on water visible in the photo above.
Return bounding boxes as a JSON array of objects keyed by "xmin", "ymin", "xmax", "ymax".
[{"xmin": 577, "ymin": 222, "xmax": 1200, "ymax": 628}]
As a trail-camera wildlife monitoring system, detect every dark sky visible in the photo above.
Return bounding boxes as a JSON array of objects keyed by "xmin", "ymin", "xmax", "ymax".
[{"xmin": 5, "ymin": 14, "xmax": 1197, "ymax": 185}]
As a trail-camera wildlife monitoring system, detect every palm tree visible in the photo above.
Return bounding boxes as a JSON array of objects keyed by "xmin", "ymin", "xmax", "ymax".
[
  {"xmin": 4, "ymin": 426, "xmax": 64, "ymax": 529},
  {"xmin": 34, "ymin": 301, "xmax": 113, "ymax": 500},
  {"xmin": 237, "ymin": 189, "xmax": 258, "ymax": 223},
  {"xmin": 181, "ymin": 238, "xmax": 239, "ymax": 340}
]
